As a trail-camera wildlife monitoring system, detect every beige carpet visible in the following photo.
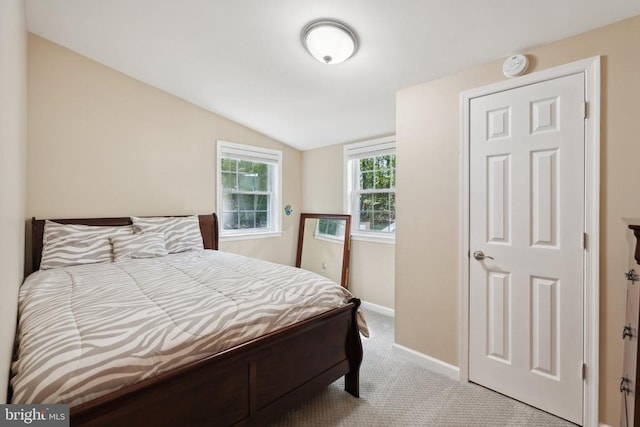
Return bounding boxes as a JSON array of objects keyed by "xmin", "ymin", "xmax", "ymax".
[{"xmin": 270, "ymin": 309, "xmax": 577, "ymax": 427}]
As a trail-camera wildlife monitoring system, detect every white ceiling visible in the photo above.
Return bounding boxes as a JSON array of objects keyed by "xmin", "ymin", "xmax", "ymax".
[{"xmin": 25, "ymin": 1, "xmax": 640, "ymax": 151}]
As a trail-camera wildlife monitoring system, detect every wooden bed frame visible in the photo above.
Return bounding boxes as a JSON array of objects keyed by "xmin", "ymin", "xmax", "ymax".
[{"xmin": 22, "ymin": 213, "xmax": 363, "ymax": 427}]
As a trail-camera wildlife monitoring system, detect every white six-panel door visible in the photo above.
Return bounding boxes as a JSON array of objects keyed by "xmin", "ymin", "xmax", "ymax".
[{"xmin": 468, "ymin": 73, "xmax": 585, "ymax": 424}]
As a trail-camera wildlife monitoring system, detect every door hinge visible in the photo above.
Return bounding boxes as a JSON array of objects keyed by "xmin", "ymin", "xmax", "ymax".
[
  {"xmin": 582, "ymin": 232, "xmax": 588, "ymax": 250},
  {"xmin": 582, "ymin": 102, "xmax": 588, "ymax": 119},
  {"xmin": 581, "ymin": 363, "xmax": 586, "ymax": 380}
]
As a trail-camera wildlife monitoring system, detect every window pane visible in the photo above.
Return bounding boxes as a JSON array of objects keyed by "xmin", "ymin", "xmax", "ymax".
[
  {"xmin": 223, "ymin": 193, "xmax": 238, "ymax": 212},
  {"xmin": 372, "ymin": 212, "xmax": 392, "ymax": 231},
  {"xmin": 375, "ymin": 170, "xmax": 393, "ymax": 189},
  {"xmin": 317, "ymin": 219, "xmax": 343, "ymax": 237},
  {"xmin": 221, "ymin": 172, "xmax": 237, "ymax": 190},
  {"xmin": 239, "ymin": 194, "xmax": 255, "ymax": 211},
  {"xmin": 358, "ymin": 211, "xmax": 372, "ymax": 231},
  {"xmin": 255, "ymin": 163, "xmax": 269, "ymax": 191},
  {"xmin": 222, "ymin": 212, "xmax": 238, "ymax": 230},
  {"xmin": 374, "ymin": 156, "xmax": 388, "ymax": 169},
  {"xmin": 359, "ymin": 194, "xmax": 373, "ymax": 212},
  {"xmin": 239, "ymin": 212, "xmax": 255, "ymax": 229},
  {"xmin": 255, "ymin": 194, "xmax": 268, "ymax": 211},
  {"xmin": 389, "ymin": 193, "xmax": 396, "ymax": 217},
  {"xmin": 373, "ymin": 157, "xmax": 387, "ymax": 169},
  {"xmin": 238, "ymin": 173, "xmax": 255, "ymax": 191},
  {"xmin": 375, "ymin": 192, "xmax": 390, "ymax": 211},
  {"xmin": 255, "ymin": 211, "xmax": 268, "ymax": 228},
  {"xmin": 238, "ymin": 160, "xmax": 253, "ymax": 173},
  {"xmin": 361, "ymin": 171, "xmax": 374, "ymax": 190},
  {"xmin": 360, "ymin": 157, "xmax": 373, "ymax": 172},
  {"xmin": 221, "ymin": 158, "xmax": 237, "ymax": 172}
]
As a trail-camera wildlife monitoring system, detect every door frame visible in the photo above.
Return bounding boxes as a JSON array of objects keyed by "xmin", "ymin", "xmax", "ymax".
[{"xmin": 458, "ymin": 56, "xmax": 600, "ymax": 426}]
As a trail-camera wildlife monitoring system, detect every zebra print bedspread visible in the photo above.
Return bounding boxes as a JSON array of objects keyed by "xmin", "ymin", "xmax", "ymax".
[{"xmin": 10, "ymin": 250, "xmax": 367, "ymax": 406}]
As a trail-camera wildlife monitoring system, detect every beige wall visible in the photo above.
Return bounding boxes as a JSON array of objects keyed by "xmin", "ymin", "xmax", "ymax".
[
  {"xmin": 302, "ymin": 145, "xmax": 395, "ymax": 309},
  {"xmin": 0, "ymin": 0, "xmax": 27, "ymax": 403},
  {"xmin": 350, "ymin": 240, "xmax": 395, "ymax": 308},
  {"xmin": 27, "ymin": 34, "xmax": 302, "ymax": 267},
  {"xmin": 395, "ymin": 15, "xmax": 640, "ymax": 426},
  {"xmin": 302, "ymin": 144, "xmax": 344, "ymax": 213}
]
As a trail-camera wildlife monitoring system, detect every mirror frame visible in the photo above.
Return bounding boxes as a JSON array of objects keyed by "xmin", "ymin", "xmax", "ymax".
[{"xmin": 295, "ymin": 213, "xmax": 352, "ymax": 288}]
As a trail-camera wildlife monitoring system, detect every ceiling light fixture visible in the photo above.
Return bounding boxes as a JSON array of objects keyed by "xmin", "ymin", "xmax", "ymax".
[{"xmin": 301, "ymin": 19, "xmax": 359, "ymax": 65}]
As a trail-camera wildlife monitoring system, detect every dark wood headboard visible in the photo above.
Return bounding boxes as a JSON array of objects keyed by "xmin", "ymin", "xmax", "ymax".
[{"xmin": 31, "ymin": 214, "xmax": 219, "ymax": 273}]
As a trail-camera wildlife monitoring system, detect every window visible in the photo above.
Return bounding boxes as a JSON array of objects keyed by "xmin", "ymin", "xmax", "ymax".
[
  {"xmin": 217, "ymin": 141, "xmax": 282, "ymax": 239},
  {"xmin": 344, "ymin": 136, "xmax": 396, "ymax": 243},
  {"xmin": 315, "ymin": 218, "xmax": 346, "ymax": 242}
]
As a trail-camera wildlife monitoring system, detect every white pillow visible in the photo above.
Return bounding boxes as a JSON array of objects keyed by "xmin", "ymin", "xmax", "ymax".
[
  {"xmin": 40, "ymin": 221, "xmax": 133, "ymax": 270},
  {"xmin": 130, "ymin": 216, "xmax": 203, "ymax": 253},
  {"xmin": 110, "ymin": 232, "xmax": 168, "ymax": 261}
]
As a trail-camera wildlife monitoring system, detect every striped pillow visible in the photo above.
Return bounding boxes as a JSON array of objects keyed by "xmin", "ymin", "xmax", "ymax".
[
  {"xmin": 40, "ymin": 221, "xmax": 134, "ymax": 270},
  {"xmin": 111, "ymin": 232, "xmax": 168, "ymax": 261},
  {"xmin": 130, "ymin": 216, "xmax": 204, "ymax": 253}
]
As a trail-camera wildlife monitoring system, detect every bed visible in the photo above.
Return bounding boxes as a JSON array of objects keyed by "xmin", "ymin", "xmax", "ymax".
[{"xmin": 10, "ymin": 213, "xmax": 364, "ymax": 426}]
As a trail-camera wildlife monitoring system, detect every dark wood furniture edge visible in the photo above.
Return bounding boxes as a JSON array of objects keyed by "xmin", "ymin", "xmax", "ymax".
[
  {"xmin": 296, "ymin": 213, "xmax": 352, "ymax": 288},
  {"xmin": 632, "ymin": 225, "xmax": 640, "ymax": 426},
  {"xmin": 629, "ymin": 225, "xmax": 640, "ymax": 427},
  {"xmin": 31, "ymin": 214, "xmax": 218, "ymax": 273},
  {"xmin": 630, "ymin": 225, "xmax": 640, "ymax": 265}
]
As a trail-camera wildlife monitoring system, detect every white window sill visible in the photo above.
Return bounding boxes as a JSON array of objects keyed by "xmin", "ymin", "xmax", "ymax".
[
  {"xmin": 220, "ymin": 230, "xmax": 283, "ymax": 242},
  {"xmin": 350, "ymin": 232, "xmax": 395, "ymax": 245}
]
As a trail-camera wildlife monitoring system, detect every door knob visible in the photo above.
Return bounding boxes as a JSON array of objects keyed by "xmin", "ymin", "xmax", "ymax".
[{"xmin": 473, "ymin": 250, "xmax": 494, "ymax": 261}]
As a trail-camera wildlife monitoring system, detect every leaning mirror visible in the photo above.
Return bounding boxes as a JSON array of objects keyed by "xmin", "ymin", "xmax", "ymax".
[{"xmin": 296, "ymin": 213, "xmax": 351, "ymax": 288}]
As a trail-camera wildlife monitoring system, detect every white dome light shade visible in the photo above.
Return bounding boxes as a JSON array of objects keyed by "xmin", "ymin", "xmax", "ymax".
[{"xmin": 302, "ymin": 20, "xmax": 358, "ymax": 65}]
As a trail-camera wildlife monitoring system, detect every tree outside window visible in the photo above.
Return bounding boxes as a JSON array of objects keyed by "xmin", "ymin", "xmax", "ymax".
[{"xmin": 356, "ymin": 155, "xmax": 396, "ymax": 232}]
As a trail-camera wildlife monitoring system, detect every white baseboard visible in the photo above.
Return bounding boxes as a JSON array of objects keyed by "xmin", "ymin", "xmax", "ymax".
[
  {"xmin": 392, "ymin": 342, "xmax": 460, "ymax": 380},
  {"xmin": 360, "ymin": 300, "xmax": 394, "ymax": 317}
]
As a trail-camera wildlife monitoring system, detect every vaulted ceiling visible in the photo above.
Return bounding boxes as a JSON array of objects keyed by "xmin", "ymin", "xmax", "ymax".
[{"xmin": 25, "ymin": 1, "xmax": 640, "ymax": 150}]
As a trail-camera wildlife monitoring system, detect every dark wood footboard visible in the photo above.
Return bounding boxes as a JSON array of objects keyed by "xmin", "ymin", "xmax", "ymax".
[{"xmin": 70, "ymin": 299, "xmax": 363, "ymax": 427}]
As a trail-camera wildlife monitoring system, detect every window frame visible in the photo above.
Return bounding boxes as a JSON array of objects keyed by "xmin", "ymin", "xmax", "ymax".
[
  {"xmin": 217, "ymin": 140, "xmax": 283, "ymax": 241},
  {"xmin": 314, "ymin": 218, "xmax": 347, "ymax": 244},
  {"xmin": 343, "ymin": 136, "xmax": 396, "ymax": 244}
]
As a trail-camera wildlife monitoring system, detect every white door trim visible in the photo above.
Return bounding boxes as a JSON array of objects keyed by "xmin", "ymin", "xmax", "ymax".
[{"xmin": 458, "ymin": 56, "xmax": 600, "ymax": 426}]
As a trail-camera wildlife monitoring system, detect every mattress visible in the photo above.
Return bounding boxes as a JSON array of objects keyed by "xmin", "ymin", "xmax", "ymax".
[{"xmin": 10, "ymin": 250, "xmax": 367, "ymax": 406}]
